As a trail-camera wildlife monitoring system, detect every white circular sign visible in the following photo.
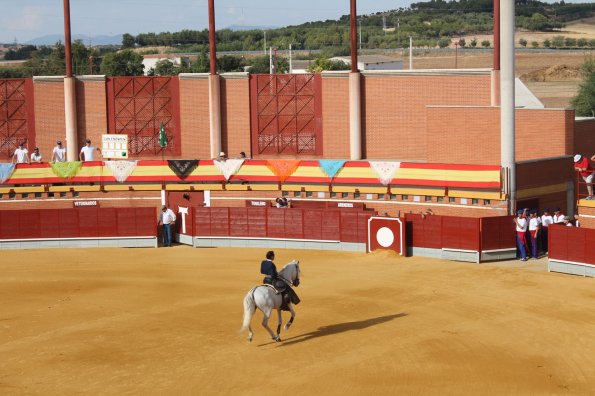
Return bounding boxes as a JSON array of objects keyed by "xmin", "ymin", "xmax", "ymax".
[{"xmin": 376, "ymin": 227, "xmax": 394, "ymax": 248}]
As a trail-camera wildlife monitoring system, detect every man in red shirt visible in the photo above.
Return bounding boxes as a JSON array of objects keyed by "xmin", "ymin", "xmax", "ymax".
[{"xmin": 574, "ymin": 154, "xmax": 594, "ymax": 199}]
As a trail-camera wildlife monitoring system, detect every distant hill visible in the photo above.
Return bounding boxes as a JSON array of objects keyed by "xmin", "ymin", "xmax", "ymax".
[
  {"xmin": 26, "ymin": 34, "xmax": 122, "ymax": 46},
  {"xmin": 226, "ymin": 25, "xmax": 277, "ymax": 31}
]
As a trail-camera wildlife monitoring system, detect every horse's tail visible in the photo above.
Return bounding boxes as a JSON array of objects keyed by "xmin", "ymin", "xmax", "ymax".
[{"xmin": 240, "ymin": 287, "xmax": 257, "ymax": 333}]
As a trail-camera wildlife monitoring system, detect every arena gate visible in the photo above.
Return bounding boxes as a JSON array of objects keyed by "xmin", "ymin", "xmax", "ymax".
[
  {"xmin": 0, "ymin": 78, "xmax": 35, "ymax": 160},
  {"xmin": 250, "ymin": 74, "xmax": 322, "ymax": 156},
  {"xmin": 0, "ymin": 207, "xmax": 158, "ymax": 249},
  {"xmin": 548, "ymin": 225, "xmax": 595, "ymax": 277}
]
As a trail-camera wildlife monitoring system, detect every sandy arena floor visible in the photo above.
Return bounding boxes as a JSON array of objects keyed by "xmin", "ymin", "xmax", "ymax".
[{"xmin": 1, "ymin": 246, "xmax": 594, "ymax": 395}]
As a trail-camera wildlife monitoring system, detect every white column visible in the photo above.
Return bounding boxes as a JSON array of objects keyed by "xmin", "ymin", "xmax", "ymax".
[
  {"xmin": 409, "ymin": 37, "xmax": 413, "ymax": 70},
  {"xmin": 500, "ymin": 0, "xmax": 515, "ymax": 215},
  {"xmin": 349, "ymin": 72, "xmax": 362, "ymax": 160},
  {"xmin": 64, "ymin": 77, "xmax": 78, "ymax": 161},
  {"xmin": 208, "ymin": 74, "xmax": 221, "ymax": 159}
]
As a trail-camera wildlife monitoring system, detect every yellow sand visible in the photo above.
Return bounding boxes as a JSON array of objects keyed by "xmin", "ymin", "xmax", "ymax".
[{"xmin": 1, "ymin": 246, "xmax": 594, "ymax": 395}]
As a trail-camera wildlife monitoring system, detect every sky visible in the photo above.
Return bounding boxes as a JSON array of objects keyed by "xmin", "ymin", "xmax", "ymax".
[{"xmin": 0, "ymin": 0, "xmax": 586, "ymax": 44}]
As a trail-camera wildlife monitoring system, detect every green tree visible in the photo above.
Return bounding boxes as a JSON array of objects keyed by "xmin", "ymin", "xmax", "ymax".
[
  {"xmin": 458, "ymin": 38, "xmax": 466, "ymax": 48},
  {"xmin": 154, "ymin": 59, "xmax": 177, "ymax": 76},
  {"xmin": 481, "ymin": 40, "xmax": 491, "ymax": 48},
  {"xmin": 577, "ymin": 38, "xmax": 588, "ymax": 47},
  {"xmin": 570, "ymin": 57, "xmax": 595, "ymax": 117},
  {"xmin": 564, "ymin": 37, "xmax": 577, "ymax": 47},
  {"xmin": 71, "ymin": 39, "xmax": 92, "ymax": 75},
  {"xmin": 100, "ymin": 49, "xmax": 144, "ymax": 76},
  {"xmin": 122, "ymin": 33, "xmax": 135, "ymax": 49},
  {"xmin": 246, "ymin": 55, "xmax": 289, "ymax": 74},
  {"xmin": 552, "ymin": 35, "xmax": 565, "ymax": 48},
  {"xmin": 531, "ymin": 41, "xmax": 539, "ymax": 48},
  {"xmin": 519, "ymin": 38, "xmax": 528, "ymax": 47},
  {"xmin": 218, "ymin": 55, "xmax": 245, "ymax": 72},
  {"xmin": 438, "ymin": 38, "xmax": 451, "ymax": 48},
  {"xmin": 306, "ymin": 58, "xmax": 351, "ymax": 73},
  {"xmin": 543, "ymin": 38, "xmax": 551, "ymax": 48}
]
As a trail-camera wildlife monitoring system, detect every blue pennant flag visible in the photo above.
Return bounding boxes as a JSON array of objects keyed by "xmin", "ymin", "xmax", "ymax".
[
  {"xmin": 319, "ymin": 160, "xmax": 345, "ymax": 179},
  {"xmin": 0, "ymin": 163, "xmax": 16, "ymax": 184}
]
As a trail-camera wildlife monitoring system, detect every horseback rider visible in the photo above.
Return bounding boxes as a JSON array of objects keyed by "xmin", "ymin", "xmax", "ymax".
[
  {"xmin": 259, "ymin": 251, "xmax": 300, "ymax": 309},
  {"xmin": 260, "ymin": 250, "xmax": 279, "ymax": 286}
]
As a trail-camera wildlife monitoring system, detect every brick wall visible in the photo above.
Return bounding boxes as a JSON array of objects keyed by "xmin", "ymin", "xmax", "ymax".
[
  {"xmin": 179, "ymin": 75, "xmax": 211, "ymax": 159},
  {"xmin": 33, "ymin": 78, "xmax": 65, "ymax": 160},
  {"xmin": 427, "ymin": 107, "xmax": 574, "ymax": 164},
  {"xmin": 578, "ymin": 206, "xmax": 595, "ymax": 229},
  {"xmin": 76, "ymin": 77, "xmax": 108, "ymax": 153},
  {"xmin": 321, "ymin": 75, "xmax": 350, "ymax": 158},
  {"xmin": 574, "ymin": 118, "xmax": 595, "ymax": 157},
  {"xmin": 220, "ymin": 75, "xmax": 251, "ymax": 158},
  {"xmin": 362, "ymin": 74, "xmax": 492, "ymax": 161}
]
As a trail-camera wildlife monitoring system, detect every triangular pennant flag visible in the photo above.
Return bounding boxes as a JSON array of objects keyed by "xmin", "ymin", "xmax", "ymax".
[
  {"xmin": 319, "ymin": 160, "xmax": 345, "ymax": 179},
  {"xmin": 0, "ymin": 163, "xmax": 16, "ymax": 184},
  {"xmin": 168, "ymin": 159, "xmax": 198, "ymax": 179},
  {"xmin": 50, "ymin": 161, "xmax": 82, "ymax": 179},
  {"xmin": 213, "ymin": 159, "xmax": 244, "ymax": 181},
  {"xmin": 105, "ymin": 160, "xmax": 138, "ymax": 183},
  {"xmin": 266, "ymin": 160, "xmax": 301, "ymax": 182},
  {"xmin": 369, "ymin": 161, "xmax": 401, "ymax": 185}
]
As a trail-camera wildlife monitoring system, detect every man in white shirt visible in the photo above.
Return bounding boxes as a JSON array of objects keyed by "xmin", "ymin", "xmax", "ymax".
[
  {"xmin": 79, "ymin": 138, "xmax": 101, "ymax": 162},
  {"xmin": 51, "ymin": 140, "xmax": 66, "ymax": 162},
  {"xmin": 12, "ymin": 143, "xmax": 29, "ymax": 164},
  {"xmin": 553, "ymin": 208, "xmax": 565, "ymax": 224},
  {"xmin": 528, "ymin": 210, "xmax": 540, "ymax": 259},
  {"xmin": 514, "ymin": 209, "xmax": 528, "ymax": 261},
  {"xmin": 540, "ymin": 208, "xmax": 553, "ymax": 253},
  {"xmin": 158, "ymin": 205, "xmax": 176, "ymax": 247},
  {"xmin": 30, "ymin": 147, "xmax": 42, "ymax": 163}
]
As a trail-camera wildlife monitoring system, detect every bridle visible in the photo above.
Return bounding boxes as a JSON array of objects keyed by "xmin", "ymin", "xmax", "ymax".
[{"xmin": 279, "ymin": 263, "xmax": 300, "ymax": 287}]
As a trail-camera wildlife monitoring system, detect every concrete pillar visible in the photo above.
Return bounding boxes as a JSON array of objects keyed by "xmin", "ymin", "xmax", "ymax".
[
  {"xmin": 500, "ymin": 0, "xmax": 515, "ymax": 214},
  {"xmin": 349, "ymin": 72, "xmax": 362, "ymax": 160},
  {"xmin": 208, "ymin": 74, "xmax": 222, "ymax": 159},
  {"xmin": 64, "ymin": 77, "xmax": 78, "ymax": 161}
]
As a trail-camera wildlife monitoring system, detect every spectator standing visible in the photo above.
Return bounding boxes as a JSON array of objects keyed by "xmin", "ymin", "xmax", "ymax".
[
  {"xmin": 553, "ymin": 208, "xmax": 565, "ymax": 224},
  {"xmin": 528, "ymin": 210, "xmax": 540, "ymax": 259},
  {"xmin": 514, "ymin": 209, "xmax": 528, "ymax": 262},
  {"xmin": 574, "ymin": 214, "xmax": 580, "ymax": 228},
  {"xmin": 79, "ymin": 139, "xmax": 101, "ymax": 162},
  {"xmin": 12, "ymin": 143, "xmax": 29, "ymax": 164},
  {"xmin": 51, "ymin": 140, "xmax": 66, "ymax": 162},
  {"xmin": 540, "ymin": 208, "xmax": 553, "ymax": 253},
  {"xmin": 573, "ymin": 154, "xmax": 594, "ymax": 199},
  {"xmin": 563, "ymin": 216, "xmax": 573, "ymax": 227},
  {"xmin": 158, "ymin": 205, "xmax": 176, "ymax": 247},
  {"xmin": 30, "ymin": 147, "xmax": 42, "ymax": 163},
  {"xmin": 275, "ymin": 197, "xmax": 290, "ymax": 208}
]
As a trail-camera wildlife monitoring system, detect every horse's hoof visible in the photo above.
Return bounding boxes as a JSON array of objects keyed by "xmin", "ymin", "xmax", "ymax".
[
  {"xmin": 284, "ymin": 324, "xmax": 291, "ymax": 330},
  {"xmin": 274, "ymin": 336, "xmax": 281, "ymax": 342}
]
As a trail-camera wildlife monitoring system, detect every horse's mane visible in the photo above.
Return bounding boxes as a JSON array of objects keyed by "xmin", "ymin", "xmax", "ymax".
[{"xmin": 280, "ymin": 260, "xmax": 301, "ymax": 277}]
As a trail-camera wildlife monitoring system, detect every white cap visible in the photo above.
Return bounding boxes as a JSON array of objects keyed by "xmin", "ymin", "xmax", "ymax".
[
  {"xmin": 574, "ymin": 154, "xmax": 582, "ymax": 163},
  {"xmin": 219, "ymin": 151, "xmax": 226, "ymax": 157}
]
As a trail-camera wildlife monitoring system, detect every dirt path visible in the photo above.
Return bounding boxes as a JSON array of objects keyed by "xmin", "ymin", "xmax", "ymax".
[{"xmin": 1, "ymin": 247, "xmax": 594, "ymax": 395}]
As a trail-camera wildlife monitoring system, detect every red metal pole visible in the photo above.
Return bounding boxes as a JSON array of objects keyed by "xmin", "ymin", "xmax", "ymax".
[
  {"xmin": 208, "ymin": 0, "xmax": 217, "ymax": 75},
  {"xmin": 350, "ymin": 0, "xmax": 358, "ymax": 72},
  {"xmin": 494, "ymin": 0, "xmax": 500, "ymax": 70},
  {"xmin": 63, "ymin": 0, "xmax": 73, "ymax": 77}
]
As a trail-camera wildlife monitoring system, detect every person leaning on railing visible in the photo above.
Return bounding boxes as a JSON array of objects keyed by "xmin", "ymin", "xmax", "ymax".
[{"xmin": 573, "ymin": 154, "xmax": 595, "ymax": 200}]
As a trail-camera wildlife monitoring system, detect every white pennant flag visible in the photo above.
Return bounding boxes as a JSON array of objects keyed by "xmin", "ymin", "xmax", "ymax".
[
  {"xmin": 369, "ymin": 161, "xmax": 401, "ymax": 185},
  {"xmin": 105, "ymin": 160, "xmax": 138, "ymax": 183},
  {"xmin": 213, "ymin": 159, "xmax": 244, "ymax": 181}
]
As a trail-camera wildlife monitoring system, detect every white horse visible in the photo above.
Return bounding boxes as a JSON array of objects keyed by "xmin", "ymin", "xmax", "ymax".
[{"xmin": 240, "ymin": 260, "xmax": 301, "ymax": 342}]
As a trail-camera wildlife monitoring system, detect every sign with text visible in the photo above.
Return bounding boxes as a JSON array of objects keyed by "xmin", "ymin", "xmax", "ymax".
[
  {"xmin": 102, "ymin": 134, "xmax": 128, "ymax": 159},
  {"xmin": 73, "ymin": 200, "xmax": 99, "ymax": 208}
]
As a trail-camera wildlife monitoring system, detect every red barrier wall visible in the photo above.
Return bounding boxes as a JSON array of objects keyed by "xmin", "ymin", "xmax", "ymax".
[
  {"xmin": 193, "ymin": 207, "xmax": 372, "ymax": 243},
  {"xmin": 480, "ymin": 216, "xmax": 516, "ymax": 251},
  {"xmin": 405, "ymin": 213, "xmax": 512, "ymax": 252},
  {"xmin": 0, "ymin": 208, "xmax": 157, "ymax": 239},
  {"xmin": 549, "ymin": 225, "xmax": 595, "ymax": 265}
]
